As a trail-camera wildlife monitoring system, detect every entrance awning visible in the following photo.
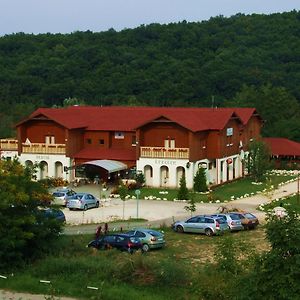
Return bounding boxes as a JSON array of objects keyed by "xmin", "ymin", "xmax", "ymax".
[{"xmin": 80, "ymin": 159, "xmax": 127, "ymax": 173}]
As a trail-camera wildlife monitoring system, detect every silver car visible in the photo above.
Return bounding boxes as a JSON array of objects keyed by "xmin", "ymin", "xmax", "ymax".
[
  {"xmin": 172, "ymin": 215, "xmax": 229, "ymax": 236},
  {"xmin": 66, "ymin": 193, "xmax": 100, "ymax": 210},
  {"xmin": 126, "ymin": 228, "xmax": 165, "ymax": 252},
  {"xmin": 210, "ymin": 213, "xmax": 244, "ymax": 231},
  {"xmin": 52, "ymin": 188, "xmax": 77, "ymax": 206}
]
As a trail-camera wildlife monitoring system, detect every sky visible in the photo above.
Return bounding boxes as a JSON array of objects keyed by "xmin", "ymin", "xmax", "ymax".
[{"xmin": 0, "ymin": 0, "xmax": 299, "ymax": 36}]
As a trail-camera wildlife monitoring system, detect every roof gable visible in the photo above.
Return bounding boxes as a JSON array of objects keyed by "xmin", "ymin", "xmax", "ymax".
[{"xmin": 18, "ymin": 106, "xmax": 258, "ymax": 132}]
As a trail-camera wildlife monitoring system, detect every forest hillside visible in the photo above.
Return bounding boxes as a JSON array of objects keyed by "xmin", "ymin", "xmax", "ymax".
[{"xmin": 0, "ymin": 11, "xmax": 299, "ymax": 139}]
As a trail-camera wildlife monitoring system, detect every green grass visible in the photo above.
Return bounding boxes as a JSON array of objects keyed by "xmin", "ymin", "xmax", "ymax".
[
  {"xmin": 259, "ymin": 194, "xmax": 300, "ymax": 213},
  {"xmin": 0, "ymin": 228, "xmax": 268, "ymax": 300},
  {"xmin": 126, "ymin": 174, "xmax": 296, "ymax": 203}
]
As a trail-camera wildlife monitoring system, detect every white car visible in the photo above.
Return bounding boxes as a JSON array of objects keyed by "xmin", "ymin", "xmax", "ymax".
[{"xmin": 66, "ymin": 193, "xmax": 100, "ymax": 210}]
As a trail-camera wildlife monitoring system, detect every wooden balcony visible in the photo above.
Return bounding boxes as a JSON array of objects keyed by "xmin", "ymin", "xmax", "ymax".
[
  {"xmin": 0, "ymin": 139, "xmax": 18, "ymax": 150},
  {"xmin": 22, "ymin": 143, "xmax": 66, "ymax": 154},
  {"xmin": 140, "ymin": 147, "xmax": 189, "ymax": 159}
]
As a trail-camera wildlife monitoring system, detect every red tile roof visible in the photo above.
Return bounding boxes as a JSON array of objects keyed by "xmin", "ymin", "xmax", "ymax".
[
  {"xmin": 20, "ymin": 106, "xmax": 258, "ymax": 132},
  {"xmin": 73, "ymin": 147, "xmax": 136, "ymax": 161},
  {"xmin": 264, "ymin": 137, "xmax": 300, "ymax": 157}
]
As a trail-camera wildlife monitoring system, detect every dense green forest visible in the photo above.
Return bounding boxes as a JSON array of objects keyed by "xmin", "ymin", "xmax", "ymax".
[{"xmin": 0, "ymin": 11, "xmax": 300, "ymax": 140}]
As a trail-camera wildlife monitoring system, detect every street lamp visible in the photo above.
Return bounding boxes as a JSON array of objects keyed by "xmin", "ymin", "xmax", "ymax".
[
  {"xmin": 135, "ymin": 189, "xmax": 141, "ymax": 219},
  {"xmin": 297, "ymin": 172, "xmax": 299, "ymax": 205}
]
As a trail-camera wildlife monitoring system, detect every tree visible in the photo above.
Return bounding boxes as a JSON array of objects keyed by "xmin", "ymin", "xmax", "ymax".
[
  {"xmin": 193, "ymin": 167, "xmax": 208, "ymax": 192},
  {"xmin": 246, "ymin": 139, "xmax": 272, "ymax": 182},
  {"xmin": 135, "ymin": 171, "xmax": 146, "ymax": 188},
  {"xmin": 0, "ymin": 159, "xmax": 63, "ymax": 268},
  {"xmin": 177, "ymin": 175, "xmax": 189, "ymax": 200},
  {"xmin": 239, "ymin": 208, "xmax": 300, "ymax": 300},
  {"xmin": 184, "ymin": 196, "xmax": 196, "ymax": 217}
]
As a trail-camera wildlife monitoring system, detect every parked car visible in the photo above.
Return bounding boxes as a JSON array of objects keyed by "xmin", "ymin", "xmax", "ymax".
[
  {"xmin": 210, "ymin": 213, "xmax": 244, "ymax": 231},
  {"xmin": 52, "ymin": 188, "xmax": 77, "ymax": 206},
  {"xmin": 126, "ymin": 228, "xmax": 165, "ymax": 252},
  {"xmin": 230, "ymin": 212, "xmax": 259, "ymax": 230},
  {"xmin": 39, "ymin": 208, "xmax": 66, "ymax": 223},
  {"xmin": 66, "ymin": 192, "xmax": 99, "ymax": 210},
  {"xmin": 172, "ymin": 215, "xmax": 229, "ymax": 236},
  {"xmin": 87, "ymin": 234, "xmax": 143, "ymax": 254}
]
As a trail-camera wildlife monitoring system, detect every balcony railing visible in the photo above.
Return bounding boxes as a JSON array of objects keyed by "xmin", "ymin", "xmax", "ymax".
[
  {"xmin": 140, "ymin": 147, "xmax": 189, "ymax": 159},
  {"xmin": 22, "ymin": 143, "xmax": 66, "ymax": 154},
  {"xmin": 0, "ymin": 139, "xmax": 18, "ymax": 150}
]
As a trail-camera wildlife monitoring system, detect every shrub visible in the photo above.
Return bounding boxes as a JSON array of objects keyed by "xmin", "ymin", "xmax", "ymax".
[{"xmin": 177, "ymin": 175, "xmax": 189, "ymax": 200}]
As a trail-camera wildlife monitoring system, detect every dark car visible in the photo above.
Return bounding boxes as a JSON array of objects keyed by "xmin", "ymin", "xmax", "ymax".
[
  {"xmin": 230, "ymin": 212, "xmax": 259, "ymax": 230},
  {"xmin": 42, "ymin": 208, "xmax": 66, "ymax": 223},
  {"xmin": 87, "ymin": 234, "xmax": 143, "ymax": 254}
]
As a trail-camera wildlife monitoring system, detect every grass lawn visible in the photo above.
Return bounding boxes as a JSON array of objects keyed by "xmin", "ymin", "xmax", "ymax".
[
  {"xmin": 126, "ymin": 174, "xmax": 296, "ymax": 203},
  {"xmin": 0, "ymin": 227, "xmax": 269, "ymax": 300},
  {"xmin": 259, "ymin": 194, "xmax": 300, "ymax": 213}
]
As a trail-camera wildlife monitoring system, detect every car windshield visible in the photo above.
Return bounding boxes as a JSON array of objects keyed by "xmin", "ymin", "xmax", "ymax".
[
  {"xmin": 148, "ymin": 231, "xmax": 162, "ymax": 237},
  {"xmin": 244, "ymin": 213, "xmax": 256, "ymax": 219},
  {"xmin": 229, "ymin": 214, "xmax": 240, "ymax": 220},
  {"xmin": 52, "ymin": 192, "xmax": 65, "ymax": 197},
  {"xmin": 216, "ymin": 218, "xmax": 226, "ymax": 224}
]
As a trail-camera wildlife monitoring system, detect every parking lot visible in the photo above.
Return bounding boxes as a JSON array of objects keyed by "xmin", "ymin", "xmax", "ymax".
[{"xmin": 53, "ymin": 178, "xmax": 298, "ymax": 228}]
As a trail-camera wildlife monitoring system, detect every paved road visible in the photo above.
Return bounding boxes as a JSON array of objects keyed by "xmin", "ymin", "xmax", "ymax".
[{"xmin": 63, "ymin": 178, "xmax": 299, "ymax": 235}]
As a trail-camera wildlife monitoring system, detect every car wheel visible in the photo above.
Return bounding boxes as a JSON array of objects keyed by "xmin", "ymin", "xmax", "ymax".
[
  {"xmin": 69, "ymin": 208, "xmax": 73, "ymax": 211},
  {"xmin": 205, "ymin": 228, "xmax": 213, "ymax": 237},
  {"xmin": 83, "ymin": 204, "xmax": 88, "ymax": 211},
  {"xmin": 176, "ymin": 225, "xmax": 184, "ymax": 233},
  {"xmin": 142, "ymin": 244, "xmax": 150, "ymax": 252},
  {"xmin": 95, "ymin": 201, "xmax": 99, "ymax": 208},
  {"xmin": 243, "ymin": 224, "xmax": 249, "ymax": 230}
]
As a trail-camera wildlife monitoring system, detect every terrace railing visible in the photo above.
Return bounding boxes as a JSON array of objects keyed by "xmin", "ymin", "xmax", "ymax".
[
  {"xmin": 140, "ymin": 146, "xmax": 189, "ymax": 159},
  {"xmin": 22, "ymin": 143, "xmax": 66, "ymax": 154}
]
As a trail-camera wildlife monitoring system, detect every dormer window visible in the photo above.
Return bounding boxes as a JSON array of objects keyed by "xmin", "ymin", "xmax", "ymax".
[{"xmin": 115, "ymin": 132, "xmax": 124, "ymax": 139}]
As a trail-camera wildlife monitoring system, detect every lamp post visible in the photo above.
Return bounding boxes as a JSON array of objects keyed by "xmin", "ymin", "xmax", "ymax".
[
  {"xmin": 297, "ymin": 172, "xmax": 299, "ymax": 205},
  {"xmin": 135, "ymin": 189, "xmax": 141, "ymax": 219}
]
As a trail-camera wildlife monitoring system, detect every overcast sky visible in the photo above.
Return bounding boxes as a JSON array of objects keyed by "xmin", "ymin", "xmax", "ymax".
[{"xmin": 0, "ymin": 0, "xmax": 299, "ymax": 36}]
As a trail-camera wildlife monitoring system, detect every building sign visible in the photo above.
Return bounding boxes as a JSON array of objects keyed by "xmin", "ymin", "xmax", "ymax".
[
  {"xmin": 36, "ymin": 155, "xmax": 50, "ymax": 160},
  {"xmin": 226, "ymin": 128, "xmax": 233, "ymax": 136},
  {"xmin": 154, "ymin": 159, "xmax": 177, "ymax": 166}
]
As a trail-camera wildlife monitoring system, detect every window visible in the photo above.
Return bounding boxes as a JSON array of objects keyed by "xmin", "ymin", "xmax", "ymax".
[
  {"xmin": 115, "ymin": 132, "xmax": 124, "ymax": 139},
  {"xmin": 164, "ymin": 139, "xmax": 175, "ymax": 148},
  {"xmin": 99, "ymin": 139, "xmax": 104, "ymax": 145},
  {"xmin": 132, "ymin": 135, "xmax": 136, "ymax": 146},
  {"xmin": 45, "ymin": 135, "xmax": 55, "ymax": 144},
  {"xmin": 86, "ymin": 138, "xmax": 92, "ymax": 144}
]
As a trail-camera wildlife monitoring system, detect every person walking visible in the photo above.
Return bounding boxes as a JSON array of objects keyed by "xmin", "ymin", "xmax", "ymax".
[{"xmin": 95, "ymin": 225, "xmax": 102, "ymax": 239}]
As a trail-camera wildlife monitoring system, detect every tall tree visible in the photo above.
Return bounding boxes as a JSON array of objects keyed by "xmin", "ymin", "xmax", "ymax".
[
  {"xmin": 193, "ymin": 167, "xmax": 208, "ymax": 192},
  {"xmin": 0, "ymin": 159, "xmax": 63, "ymax": 268},
  {"xmin": 177, "ymin": 175, "xmax": 189, "ymax": 200},
  {"xmin": 246, "ymin": 139, "xmax": 272, "ymax": 182}
]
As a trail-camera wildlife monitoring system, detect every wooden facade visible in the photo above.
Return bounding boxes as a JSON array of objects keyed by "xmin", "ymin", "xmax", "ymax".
[{"xmin": 1, "ymin": 106, "xmax": 263, "ymax": 187}]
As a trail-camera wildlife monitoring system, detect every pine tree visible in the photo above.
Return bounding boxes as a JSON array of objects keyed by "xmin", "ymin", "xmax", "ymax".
[
  {"xmin": 177, "ymin": 175, "xmax": 189, "ymax": 200},
  {"xmin": 194, "ymin": 167, "xmax": 208, "ymax": 192}
]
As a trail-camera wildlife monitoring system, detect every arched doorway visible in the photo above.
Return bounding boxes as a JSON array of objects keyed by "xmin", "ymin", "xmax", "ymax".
[
  {"xmin": 25, "ymin": 160, "xmax": 33, "ymax": 168},
  {"xmin": 40, "ymin": 161, "xmax": 48, "ymax": 180},
  {"xmin": 55, "ymin": 161, "xmax": 63, "ymax": 178},
  {"xmin": 144, "ymin": 165, "xmax": 153, "ymax": 186},
  {"xmin": 176, "ymin": 166, "xmax": 185, "ymax": 187},
  {"xmin": 160, "ymin": 166, "xmax": 169, "ymax": 187}
]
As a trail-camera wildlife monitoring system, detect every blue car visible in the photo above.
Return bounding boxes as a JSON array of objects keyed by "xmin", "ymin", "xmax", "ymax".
[{"xmin": 87, "ymin": 234, "xmax": 143, "ymax": 254}]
